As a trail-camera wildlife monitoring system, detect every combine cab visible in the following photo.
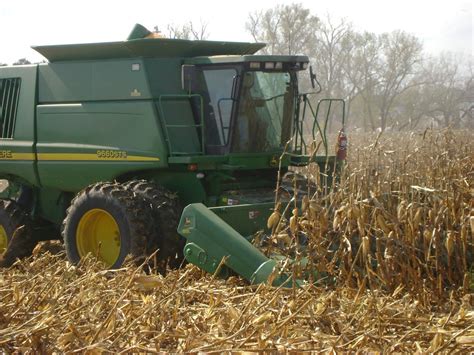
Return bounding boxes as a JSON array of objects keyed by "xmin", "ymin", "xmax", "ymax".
[{"xmin": 0, "ymin": 24, "xmax": 346, "ymax": 284}]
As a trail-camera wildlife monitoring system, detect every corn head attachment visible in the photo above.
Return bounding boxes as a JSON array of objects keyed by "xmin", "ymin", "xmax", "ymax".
[{"xmin": 178, "ymin": 203, "xmax": 308, "ymax": 286}]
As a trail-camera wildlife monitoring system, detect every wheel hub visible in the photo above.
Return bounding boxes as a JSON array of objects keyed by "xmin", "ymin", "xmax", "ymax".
[
  {"xmin": 0, "ymin": 225, "xmax": 7, "ymax": 254},
  {"xmin": 76, "ymin": 209, "xmax": 121, "ymax": 267}
]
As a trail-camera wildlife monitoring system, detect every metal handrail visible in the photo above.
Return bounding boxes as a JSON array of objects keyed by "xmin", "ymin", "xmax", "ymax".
[
  {"xmin": 311, "ymin": 98, "xmax": 346, "ymax": 156},
  {"xmin": 157, "ymin": 94, "xmax": 205, "ymax": 156},
  {"xmin": 294, "ymin": 95, "xmax": 307, "ymax": 155}
]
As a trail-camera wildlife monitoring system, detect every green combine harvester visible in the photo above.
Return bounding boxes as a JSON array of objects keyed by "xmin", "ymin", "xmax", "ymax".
[{"xmin": 0, "ymin": 24, "xmax": 346, "ymax": 285}]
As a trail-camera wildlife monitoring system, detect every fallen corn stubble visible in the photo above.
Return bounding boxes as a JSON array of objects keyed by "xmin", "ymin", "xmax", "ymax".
[{"xmin": 0, "ymin": 252, "xmax": 473, "ymax": 353}]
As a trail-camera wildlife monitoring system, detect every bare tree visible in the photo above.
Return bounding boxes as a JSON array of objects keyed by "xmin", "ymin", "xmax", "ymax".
[
  {"xmin": 376, "ymin": 31, "xmax": 423, "ymax": 131},
  {"xmin": 421, "ymin": 53, "xmax": 474, "ymax": 128},
  {"xmin": 312, "ymin": 16, "xmax": 354, "ymax": 131},
  {"xmin": 343, "ymin": 31, "xmax": 382, "ymax": 131},
  {"xmin": 13, "ymin": 58, "xmax": 31, "ymax": 66},
  {"xmin": 247, "ymin": 9, "xmax": 281, "ymax": 54},
  {"xmin": 343, "ymin": 31, "xmax": 424, "ymax": 131},
  {"xmin": 246, "ymin": 3, "xmax": 473, "ymax": 131},
  {"xmin": 313, "ymin": 16, "xmax": 351, "ymax": 96},
  {"xmin": 166, "ymin": 20, "xmax": 209, "ymax": 40},
  {"xmin": 189, "ymin": 20, "xmax": 209, "ymax": 41},
  {"xmin": 246, "ymin": 4, "xmax": 319, "ymax": 55}
]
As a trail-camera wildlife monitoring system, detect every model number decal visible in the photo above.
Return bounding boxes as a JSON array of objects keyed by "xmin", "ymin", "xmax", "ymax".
[
  {"xmin": 96, "ymin": 150, "xmax": 128, "ymax": 159},
  {"xmin": 0, "ymin": 150, "xmax": 13, "ymax": 159}
]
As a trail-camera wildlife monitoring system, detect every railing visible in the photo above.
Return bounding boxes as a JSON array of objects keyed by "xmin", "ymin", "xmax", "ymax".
[
  {"xmin": 156, "ymin": 94, "xmax": 205, "ymax": 156},
  {"xmin": 295, "ymin": 95, "xmax": 346, "ymax": 156},
  {"xmin": 156, "ymin": 93, "xmax": 345, "ymax": 159}
]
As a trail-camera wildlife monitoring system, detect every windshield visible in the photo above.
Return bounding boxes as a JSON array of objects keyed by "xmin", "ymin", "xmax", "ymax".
[
  {"xmin": 231, "ymin": 71, "xmax": 294, "ymax": 153},
  {"xmin": 188, "ymin": 66, "xmax": 296, "ymax": 155}
]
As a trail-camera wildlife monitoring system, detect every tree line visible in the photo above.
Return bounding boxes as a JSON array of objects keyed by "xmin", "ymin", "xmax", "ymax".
[
  {"xmin": 247, "ymin": 4, "xmax": 473, "ymax": 132},
  {"xmin": 164, "ymin": 4, "xmax": 473, "ymax": 131}
]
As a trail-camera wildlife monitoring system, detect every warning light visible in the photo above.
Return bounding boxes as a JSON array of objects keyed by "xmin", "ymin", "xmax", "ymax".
[{"xmin": 187, "ymin": 163, "xmax": 198, "ymax": 171}]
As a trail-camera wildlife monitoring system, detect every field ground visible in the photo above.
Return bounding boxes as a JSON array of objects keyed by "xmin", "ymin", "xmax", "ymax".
[{"xmin": 0, "ymin": 129, "xmax": 473, "ymax": 352}]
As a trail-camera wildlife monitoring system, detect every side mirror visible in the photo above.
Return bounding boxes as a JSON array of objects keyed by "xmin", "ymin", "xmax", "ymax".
[
  {"xmin": 309, "ymin": 65, "xmax": 322, "ymax": 94},
  {"xmin": 309, "ymin": 66, "xmax": 316, "ymax": 89}
]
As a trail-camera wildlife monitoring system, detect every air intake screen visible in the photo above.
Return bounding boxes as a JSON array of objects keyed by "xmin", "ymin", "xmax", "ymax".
[{"xmin": 0, "ymin": 78, "xmax": 21, "ymax": 139}]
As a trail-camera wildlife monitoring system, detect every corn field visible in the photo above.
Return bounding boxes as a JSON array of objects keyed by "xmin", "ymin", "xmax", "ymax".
[{"xmin": 0, "ymin": 129, "xmax": 473, "ymax": 352}]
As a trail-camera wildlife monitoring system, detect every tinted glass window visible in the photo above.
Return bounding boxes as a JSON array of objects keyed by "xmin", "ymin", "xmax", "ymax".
[
  {"xmin": 232, "ymin": 72, "xmax": 293, "ymax": 153},
  {"xmin": 202, "ymin": 69, "xmax": 237, "ymax": 146}
]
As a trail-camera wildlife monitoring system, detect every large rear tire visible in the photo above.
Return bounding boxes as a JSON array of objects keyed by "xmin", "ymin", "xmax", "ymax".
[
  {"xmin": 62, "ymin": 182, "xmax": 153, "ymax": 268},
  {"xmin": 0, "ymin": 198, "xmax": 62, "ymax": 267},
  {"xmin": 123, "ymin": 180, "xmax": 184, "ymax": 269}
]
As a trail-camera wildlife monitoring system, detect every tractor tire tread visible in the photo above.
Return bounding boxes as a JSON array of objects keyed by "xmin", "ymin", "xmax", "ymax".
[
  {"xmin": 62, "ymin": 182, "xmax": 154, "ymax": 267},
  {"xmin": 0, "ymin": 199, "xmax": 33, "ymax": 267},
  {"xmin": 123, "ymin": 180, "xmax": 183, "ymax": 268}
]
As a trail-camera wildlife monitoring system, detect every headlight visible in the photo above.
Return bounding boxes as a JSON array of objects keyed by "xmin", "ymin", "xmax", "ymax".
[{"xmin": 264, "ymin": 62, "xmax": 275, "ymax": 69}]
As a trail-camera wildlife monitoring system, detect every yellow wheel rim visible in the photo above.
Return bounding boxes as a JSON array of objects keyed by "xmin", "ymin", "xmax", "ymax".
[
  {"xmin": 76, "ymin": 209, "xmax": 121, "ymax": 267},
  {"xmin": 0, "ymin": 225, "xmax": 8, "ymax": 254}
]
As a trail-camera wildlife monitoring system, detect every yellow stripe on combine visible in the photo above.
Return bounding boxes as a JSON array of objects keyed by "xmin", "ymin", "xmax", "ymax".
[
  {"xmin": 37, "ymin": 153, "xmax": 160, "ymax": 162},
  {"xmin": 0, "ymin": 151, "xmax": 160, "ymax": 162},
  {"xmin": 0, "ymin": 152, "xmax": 36, "ymax": 160}
]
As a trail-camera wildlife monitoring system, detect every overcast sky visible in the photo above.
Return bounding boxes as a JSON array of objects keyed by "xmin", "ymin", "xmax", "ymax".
[{"xmin": 0, "ymin": 0, "xmax": 472, "ymax": 64}]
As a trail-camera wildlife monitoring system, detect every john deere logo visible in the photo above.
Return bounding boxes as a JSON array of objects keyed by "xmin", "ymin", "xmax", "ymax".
[
  {"xmin": 130, "ymin": 89, "xmax": 141, "ymax": 97},
  {"xmin": 269, "ymin": 155, "xmax": 278, "ymax": 167}
]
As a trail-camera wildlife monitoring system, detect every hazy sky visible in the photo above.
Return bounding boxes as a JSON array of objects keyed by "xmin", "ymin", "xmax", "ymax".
[{"xmin": 0, "ymin": 0, "xmax": 472, "ymax": 64}]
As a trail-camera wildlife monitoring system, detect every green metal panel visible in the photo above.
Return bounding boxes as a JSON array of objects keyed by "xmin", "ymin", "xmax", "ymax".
[
  {"xmin": 149, "ymin": 171, "xmax": 207, "ymax": 205},
  {"xmin": 36, "ymin": 186, "xmax": 70, "ymax": 224},
  {"xmin": 38, "ymin": 59, "xmax": 151, "ymax": 103},
  {"xmin": 36, "ymin": 101, "xmax": 167, "ymax": 191},
  {"xmin": 144, "ymin": 58, "xmax": 184, "ymax": 95},
  {"xmin": 178, "ymin": 203, "xmax": 295, "ymax": 286},
  {"xmin": 156, "ymin": 95, "xmax": 203, "ymax": 155},
  {"xmin": 178, "ymin": 203, "xmax": 270, "ymax": 280},
  {"xmin": 168, "ymin": 155, "xmax": 228, "ymax": 165},
  {"xmin": 168, "ymin": 153, "xmax": 292, "ymax": 169},
  {"xmin": 0, "ymin": 65, "xmax": 38, "ymax": 186},
  {"xmin": 145, "ymin": 58, "xmax": 204, "ymax": 155},
  {"xmin": 33, "ymin": 39, "xmax": 265, "ymax": 63},
  {"xmin": 209, "ymin": 202, "xmax": 274, "ymax": 238},
  {"xmin": 127, "ymin": 23, "xmax": 152, "ymax": 40}
]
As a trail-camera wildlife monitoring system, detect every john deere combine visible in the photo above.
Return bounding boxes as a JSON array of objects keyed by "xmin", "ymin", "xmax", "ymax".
[{"xmin": 0, "ymin": 24, "xmax": 345, "ymax": 284}]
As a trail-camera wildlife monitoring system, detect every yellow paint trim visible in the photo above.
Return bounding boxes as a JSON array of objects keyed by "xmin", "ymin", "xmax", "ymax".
[
  {"xmin": 0, "ymin": 151, "xmax": 160, "ymax": 162},
  {"xmin": 37, "ymin": 153, "xmax": 160, "ymax": 162},
  {"xmin": 0, "ymin": 152, "xmax": 36, "ymax": 161}
]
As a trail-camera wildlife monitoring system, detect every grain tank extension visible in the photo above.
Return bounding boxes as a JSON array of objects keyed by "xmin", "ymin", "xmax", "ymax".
[{"xmin": 0, "ymin": 24, "xmax": 346, "ymax": 285}]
